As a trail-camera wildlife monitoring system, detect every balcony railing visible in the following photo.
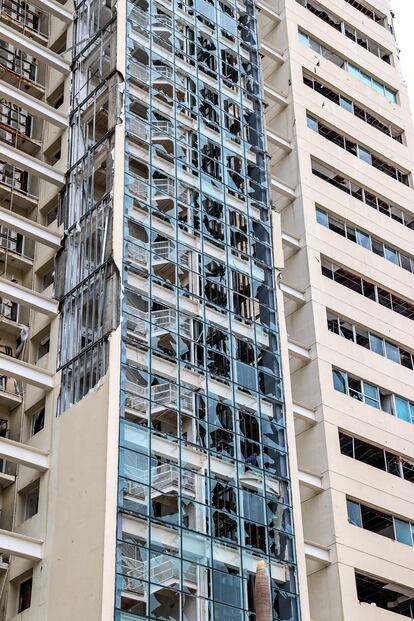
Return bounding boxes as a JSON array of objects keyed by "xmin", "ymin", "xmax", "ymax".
[
  {"xmin": 123, "ymin": 464, "xmax": 195, "ymax": 495},
  {"xmin": 0, "ymin": 100, "xmax": 33, "ymax": 143},
  {"xmin": 129, "ymin": 5, "xmax": 173, "ymax": 30},
  {"xmin": 124, "ymin": 381, "xmax": 193, "ymax": 414},
  {"xmin": 0, "ymin": 163, "xmax": 36, "ymax": 201},
  {"xmin": 127, "ymin": 240, "xmax": 190, "ymax": 268},
  {"xmin": 129, "ymin": 59, "xmax": 185, "ymax": 86},
  {"xmin": 0, "ymin": 46, "xmax": 41, "ymax": 87},
  {"xmin": 128, "ymin": 117, "xmax": 173, "ymax": 141},
  {"xmin": 121, "ymin": 550, "xmax": 197, "ymax": 594},
  {"xmin": 128, "ymin": 174, "xmax": 191, "ymax": 204},
  {"xmin": 0, "ymin": 298, "xmax": 19, "ymax": 323},
  {"xmin": 0, "ymin": 0, "xmax": 48, "ymax": 39},
  {"xmin": 0, "ymin": 374, "xmax": 22, "ymax": 398},
  {"xmin": 127, "ymin": 307, "xmax": 192, "ymax": 338}
]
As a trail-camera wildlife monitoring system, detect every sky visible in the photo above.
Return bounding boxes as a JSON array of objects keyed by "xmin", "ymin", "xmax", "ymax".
[{"xmin": 392, "ymin": 1, "xmax": 414, "ymax": 112}]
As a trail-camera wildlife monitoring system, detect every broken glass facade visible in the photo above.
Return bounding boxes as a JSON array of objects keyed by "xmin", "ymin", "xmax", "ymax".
[
  {"xmin": 115, "ymin": 0, "xmax": 300, "ymax": 618},
  {"xmin": 57, "ymin": 0, "xmax": 121, "ymax": 413}
]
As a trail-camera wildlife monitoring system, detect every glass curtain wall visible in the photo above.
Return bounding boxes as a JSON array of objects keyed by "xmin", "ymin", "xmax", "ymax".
[{"xmin": 116, "ymin": 0, "xmax": 300, "ymax": 618}]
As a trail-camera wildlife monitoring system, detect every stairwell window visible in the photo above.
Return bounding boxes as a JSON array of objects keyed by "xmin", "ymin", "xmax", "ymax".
[
  {"xmin": 18, "ymin": 577, "xmax": 32, "ymax": 613},
  {"xmin": 23, "ymin": 483, "xmax": 39, "ymax": 520}
]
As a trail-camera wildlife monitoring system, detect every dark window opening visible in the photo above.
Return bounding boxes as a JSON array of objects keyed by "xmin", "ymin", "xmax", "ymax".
[
  {"xmin": 356, "ymin": 572, "xmax": 414, "ymax": 617},
  {"xmin": 18, "ymin": 577, "xmax": 32, "ymax": 613}
]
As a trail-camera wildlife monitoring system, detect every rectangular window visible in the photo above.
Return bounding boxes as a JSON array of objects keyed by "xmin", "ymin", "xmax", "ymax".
[
  {"xmin": 347, "ymin": 499, "xmax": 362, "ymax": 526},
  {"xmin": 32, "ymin": 408, "xmax": 45, "ymax": 435},
  {"xmin": 18, "ymin": 577, "xmax": 32, "ymax": 613},
  {"xmin": 394, "ymin": 396, "xmax": 411, "ymax": 422},
  {"xmin": 394, "ymin": 518, "xmax": 412, "ymax": 546},
  {"xmin": 333, "ymin": 369, "xmax": 347, "ymax": 394},
  {"xmin": 24, "ymin": 486, "xmax": 39, "ymax": 520}
]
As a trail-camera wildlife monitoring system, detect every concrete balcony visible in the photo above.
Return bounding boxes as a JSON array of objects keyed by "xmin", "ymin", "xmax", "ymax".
[
  {"xmin": 0, "ymin": 373, "xmax": 22, "ymax": 408},
  {"xmin": 0, "ymin": 528, "xmax": 43, "ymax": 561},
  {"xmin": 298, "ymin": 469, "xmax": 323, "ymax": 502},
  {"xmin": 304, "ymin": 540, "xmax": 330, "ymax": 575},
  {"xmin": 0, "ymin": 141, "xmax": 65, "ymax": 186},
  {"xmin": 0, "ymin": 23, "xmax": 70, "ymax": 75},
  {"xmin": 0, "ymin": 0, "xmax": 49, "ymax": 45},
  {"xmin": 0, "ymin": 435, "xmax": 48, "ymax": 471},
  {"xmin": 0, "ymin": 277, "xmax": 58, "ymax": 317},
  {"xmin": 0, "ymin": 354, "xmax": 53, "ymax": 390},
  {"xmin": 0, "ymin": 82, "xmax": 67, "ymax": 129}
]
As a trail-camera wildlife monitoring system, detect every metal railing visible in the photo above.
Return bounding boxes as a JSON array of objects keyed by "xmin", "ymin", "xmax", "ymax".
[
  {"xmin": 0, "ymin": 298, "xmax": 18, "ymax": 322},
  {"xmin": 128, "ymin": 174, "xmax": 191, "ymax": 204},
  {"xmin": 128, "ymin": 116, "xmax": 173, "ymax": 141},
  {"xmin": 124, "ymin": 381, "xmax": 193, "ymax": 413},
  {"xmin": 128, "ymin": 59, "xmax": 185, "ymax": 86},
  {"xmin": 0, "ymin": 0, "xmax": 47, "ymax": 37},
  {"xmin": 121, "ymin": 549, "xmax": 197, "ymax": 593},
  {"xmin": 0, "ymin": 374, "xmax": 21, "ymax": 397},
  {"xmin": 0, "ymin": 100, "xmax": 32, "ymax": 140},
  {"xmin": 0, "ymin": 46, "xmax": 40, "ymax": 85},
  {"xmin": 152, "ymin": 463, "xmax": 195, "ymax": 493},
  {"xmin": 129, "ymin": 5, "xmax": 173, "ymax": 29},
  {"xmin": 127, "ymin": 239, "xmax": 190, "ymax": 268},
  {"xmin": 127, "ymin": 307, "xmax": 192, "ymax": 338},
  {"xmin": 0, "ymin": 164, "xmax": 35, "ymax": 199},
  {"xmin": 123, "ymin": 464, "xmax": 195, "ymax": 494}
]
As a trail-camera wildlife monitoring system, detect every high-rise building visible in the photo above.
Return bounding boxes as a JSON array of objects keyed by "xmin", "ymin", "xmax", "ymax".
[
  {"xmin": 0, "ymin": 0, "xmax": 411, "ymax": 619},
  {"xmin": 268, "ymin": 1, "xmax": 414, "ymax": 620}
]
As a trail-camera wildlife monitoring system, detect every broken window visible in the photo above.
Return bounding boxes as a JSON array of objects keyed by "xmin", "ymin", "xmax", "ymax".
[{"xmin": 356, "ymin": 572, "xmax": 414, "ymax": 616}]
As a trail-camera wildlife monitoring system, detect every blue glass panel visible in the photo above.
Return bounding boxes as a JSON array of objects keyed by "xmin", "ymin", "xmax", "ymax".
[
  {"xmin": 347, "ymin": 500, "xmax": 362, "ymax": 527},
  {"xmin": 395, "ymin": 396, "xmax": 411, "ymax": 422},
  {"xmin": 395, "ymin": 518, "xmax": 412, "ymax": 546}
]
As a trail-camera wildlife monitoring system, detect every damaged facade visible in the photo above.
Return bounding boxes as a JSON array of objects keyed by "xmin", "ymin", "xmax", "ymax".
[{"xmin": 0, "ymin": 0, "xmax": 411, "ymax": 620}]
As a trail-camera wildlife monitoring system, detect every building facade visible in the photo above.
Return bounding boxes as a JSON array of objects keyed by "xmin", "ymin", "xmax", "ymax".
[{"xmin": 0, "ymin": 0, "xmax": 410, "ymax": 619}]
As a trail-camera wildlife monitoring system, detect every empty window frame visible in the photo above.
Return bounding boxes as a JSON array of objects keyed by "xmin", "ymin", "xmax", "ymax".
[
  {"xmin": 303, "ymin": 73, "xmax": 403, "ymax": 142},
  {"xmin": 317, "ymin": 207, "xmax": 414, "ymax": 271},
  {"xmin": 356, "ymin": 572, "xmax": 414, "ymax": 617},
  {"xmin": 41, "ymin": 265, "xmax": 54, "ymax": 291},
  {"xmin": 307, "ymin": 115, "xmax": 409, "ymax": 185},
  {"xmin": 344, "ymin": 0, "xmax": 386, "ymax": 26},
  {"xmin": 312, "ymin": 160, "xmax": 414, "ymax": 228},
  {"xmin": 23, "ymin": 484, "xmax": 39, "ymax": 520},
  {"xmin": 322, "ymin": 258, "xmax": 414, "ymax": 320},
  {"xmin": 347, "ymin": 498, "xmax": 414, "ymax": 546},
  {"xmin": 58, "ymin": 338, "xmax": 109, "ymax": 415},
  {"xmin": 297, "ymin": 0, "xmax": 391, "ymax": 62},
  {"xmin": 339, "ymin": 431, "xmax": 414, "ymax": 483},
  {"xmin": 31, "ymin": 406, "xmax": 45, "ymax": 435},
  {"xmin": 333, "ymin": 367, "xmax": 414, "ymax": 425},
  {"xmin": 18, "ymin": 577, "xmax": 32, "ymax": 613},
  {"xmin": 298, "ymin": 31, "xmax": 397, "ymax": 102},
  {"xmin": 327, "ymin": 311, "xmax": 414, "ymax": 370},
  {"xmin": 37, "ymin": 337, "xmax": 50, "ymax": 361}
]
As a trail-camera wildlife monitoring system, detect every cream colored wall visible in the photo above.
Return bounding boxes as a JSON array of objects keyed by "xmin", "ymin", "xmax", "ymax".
[{"xmin": 262, "ymin": 0, "xmax": 414, "ymax": 619}]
